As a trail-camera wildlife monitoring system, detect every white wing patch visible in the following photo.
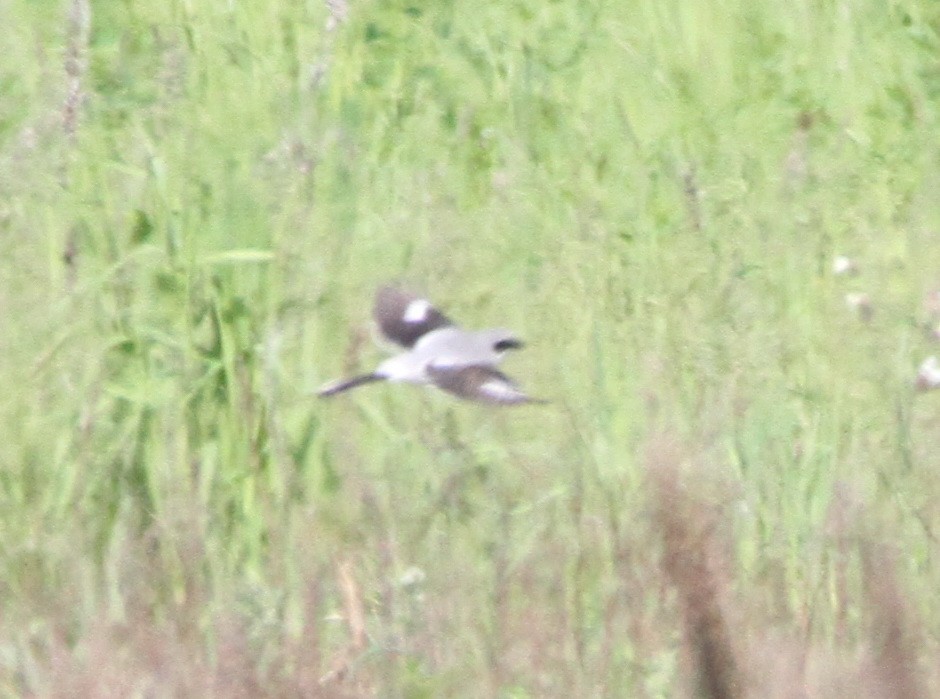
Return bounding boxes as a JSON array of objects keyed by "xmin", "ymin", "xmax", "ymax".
[
  {"xmin": 404, "ymin": 299, "xmax": 432, "ymax": 322},
  {"xmin": 480, "ymin": 379, "xmax": 525, "ymax": 401}
]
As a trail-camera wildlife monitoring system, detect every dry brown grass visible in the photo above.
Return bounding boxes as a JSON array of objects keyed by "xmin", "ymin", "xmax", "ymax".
[
  {"xmin": 648, "ymin": 437, "xmax": 744, "ymax": 699},
  {"xmin": 644, "ymin": 434, "xmax": 935, "ymax": 699},
  {"xmin": 1, "ymin": 434, "xmax": 935, "ymax": 697}
]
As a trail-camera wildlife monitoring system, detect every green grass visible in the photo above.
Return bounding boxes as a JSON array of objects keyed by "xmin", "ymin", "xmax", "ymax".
[{"xmin": 2, "ymin": 0, "xmax": 940, "ymax": 695}]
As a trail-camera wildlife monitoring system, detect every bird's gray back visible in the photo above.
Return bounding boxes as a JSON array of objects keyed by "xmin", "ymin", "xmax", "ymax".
[{"xmin": 415, "ymin": 327, "xmax": 515, "ymax": 367}]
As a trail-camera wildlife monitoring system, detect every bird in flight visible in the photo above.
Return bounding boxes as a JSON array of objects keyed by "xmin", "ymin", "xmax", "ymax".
[{"xmin": 317, "ymin": 286, "xmax": 543, "ymax": 405}]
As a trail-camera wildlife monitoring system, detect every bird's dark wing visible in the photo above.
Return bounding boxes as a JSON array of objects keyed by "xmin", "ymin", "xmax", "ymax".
[
  {"xmin": 426, "ymin": 364, "xmax": 543, "ymax": 405},
  {"xmin": 373, "ymin": 286, "xmax": 454, "ymax": 348}
]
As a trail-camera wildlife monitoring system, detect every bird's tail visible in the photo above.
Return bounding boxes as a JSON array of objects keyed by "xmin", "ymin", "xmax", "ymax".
[{"xmin": 317, "ymin": 373, "xmax": 385, "ymax": 397}]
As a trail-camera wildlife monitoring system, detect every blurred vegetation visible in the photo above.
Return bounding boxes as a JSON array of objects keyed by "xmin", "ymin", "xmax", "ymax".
[{"xmin": 1, "ymin": 0, "xmax": 940, "ymax": 695}]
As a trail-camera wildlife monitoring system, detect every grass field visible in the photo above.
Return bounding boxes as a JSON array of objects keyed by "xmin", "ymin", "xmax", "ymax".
[{"xmin": 2, "ymin": 0, "xmax": 940, "ymax": 695}]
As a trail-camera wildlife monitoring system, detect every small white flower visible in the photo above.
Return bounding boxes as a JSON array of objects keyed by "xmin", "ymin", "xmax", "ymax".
[
  {"xmin": 844, "ymin": 292, "xmax": 873, "ymax": 321},
  {"xmin": 833, "ymin": 255, "xmax": 858, "ymax": 276},
  {"xmin": 916, "ymin": 356, "xmax": 940, "ymax": 391},
  {"xmin": 399, "ymin": 566, "xmax": 426, "ymax": 589}
]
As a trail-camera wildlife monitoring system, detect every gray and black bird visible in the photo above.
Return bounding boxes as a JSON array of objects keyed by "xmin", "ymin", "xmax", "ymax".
[{"xmin": 317, "ymin": 286, "xmax": 542, "ymax": 405}]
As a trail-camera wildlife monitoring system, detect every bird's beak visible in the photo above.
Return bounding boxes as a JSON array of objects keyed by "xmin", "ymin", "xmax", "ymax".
[{"xmin": 494, "ymin": 338, "xmax": 524, "ymax": 352}]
